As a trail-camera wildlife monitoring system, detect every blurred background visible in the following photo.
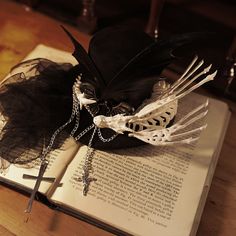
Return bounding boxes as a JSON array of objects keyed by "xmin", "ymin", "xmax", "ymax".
[{"xmin": 4, "ymin": 0, "xmax": 236, "ymax": 98}]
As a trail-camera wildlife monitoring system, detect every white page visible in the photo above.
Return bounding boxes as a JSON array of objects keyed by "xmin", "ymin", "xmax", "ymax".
[
  {"xmin": 50, "ymin": 93, "xmax": 229, "ymax": 236},
  {"xmin": 0, "ymin": 45, "xmax": 229, "ymax": 235}
]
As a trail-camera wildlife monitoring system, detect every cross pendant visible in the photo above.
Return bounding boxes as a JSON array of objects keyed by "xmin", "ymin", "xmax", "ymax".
[
  {"xmin": 23, "ymin": 174, "xmax": 55, "ymax": 183},
  {"xmin": 77, "ymin": 171, "xmax": 97, "ymax": 196},
  {"xmin": 24, "ymin": 161, "xmax": 49, "ymax": 213}
]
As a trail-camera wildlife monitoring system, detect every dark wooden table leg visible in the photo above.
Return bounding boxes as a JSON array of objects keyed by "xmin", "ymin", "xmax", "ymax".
[{"xmin": 145, "ymin": 0, "xmax": 165, "ymax": 39}]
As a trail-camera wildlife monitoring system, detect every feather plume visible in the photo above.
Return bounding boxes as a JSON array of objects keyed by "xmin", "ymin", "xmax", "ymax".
[{"xmin": 61, "ymin": 26, "xmax": 105, "ymax": 88}]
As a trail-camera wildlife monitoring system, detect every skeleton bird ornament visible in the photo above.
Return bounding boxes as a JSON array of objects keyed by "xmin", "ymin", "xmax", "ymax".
[{"xmin": 0, "ymin": 27, "xmax": 216, "ymax": 213}]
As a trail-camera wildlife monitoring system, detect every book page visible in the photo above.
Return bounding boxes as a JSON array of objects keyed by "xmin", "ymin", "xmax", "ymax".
[
  {"xmin": 0, "ymin": 137, "xmax": 79, "ymax": 194},
  {"xmin": 0, "ymin": 45, "xmax": 229, "ymax": 235},
  {"xmin": 50, "ymin": 93, "xmax": 229, "ymax": 236}
]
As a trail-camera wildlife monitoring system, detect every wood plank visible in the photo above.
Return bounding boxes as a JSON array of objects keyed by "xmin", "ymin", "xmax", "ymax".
[
  {"xmin": 0, "ymin": 0, "xmax": 90, "ymax": 80},
  {"xmin": 0, "ymin": 186, "xmax": 113, "ymax": 236},
  {"xmin": 0, "ymin": 225, "xmax": 16, "ymax": 236},
  {"xmin": 197, "ymin": 96, "xmax": 236, "ymax": 236}
]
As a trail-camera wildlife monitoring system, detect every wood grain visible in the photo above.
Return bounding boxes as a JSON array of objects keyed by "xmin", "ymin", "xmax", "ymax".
[
  {"xmin": 0, "ymin": 186, "xmax": 113, "ymax": 236},
  {"xmin": 0, "ymin": 0, "xmax": 236, "ymax": 236},
  {"xmin": 197, "ymin": 96, "xmax": 236, "ymax": 236},
  {"xmin": 0, "ymin": 224, "xmax": 16, "ymax": 236},
  {"xmin": 0, "ymin": 0, "xmax": 90, "ymax": 80}
]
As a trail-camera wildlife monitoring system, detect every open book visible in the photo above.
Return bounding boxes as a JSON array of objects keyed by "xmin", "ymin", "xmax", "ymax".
[{"xmin": 0, "ymin": 45, "xmax": 231, "ymax": 236}]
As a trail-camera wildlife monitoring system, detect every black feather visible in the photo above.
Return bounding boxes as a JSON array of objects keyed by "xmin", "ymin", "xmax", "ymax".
[
  {"xmin": 0, "ymin": 28, "xmax": 211, "ymax": 163},
  {"xmin": 97, "ymin": 31, "xmax": 206, "ymax": 107},
  {"xmin": 61, "ymin": 26, "xmax": 105, "ymax": 88}
]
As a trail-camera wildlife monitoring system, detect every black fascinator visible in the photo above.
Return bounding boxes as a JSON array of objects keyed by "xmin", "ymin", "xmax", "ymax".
[{"xmin": 0, "ymin": 27, "xmax": 216, "ymax": 210}]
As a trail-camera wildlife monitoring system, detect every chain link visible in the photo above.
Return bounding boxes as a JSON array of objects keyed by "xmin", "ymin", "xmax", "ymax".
[
  {"xmin": 38, "ymin": 78, "xmax": 120, "ymax": 196},
  {"xmin": 74, "ymin": 124, "xmax": 95, "ymax": 141},
  {"xmin": 79, "ymin": 126, "xmax": 97, "ymax": 195},
  {"xmin": 84, "ymin": 126, "xmax": 97, "ymax": 171},
  {"xmin": 70, "ymin": 111, "xmax": 80, "ymax": 137},
  {"xmin": 40, "ymin": 87, "xmax": 79, "ymax": 161},
  {"xmin": 97, "ymin": 128, "xmax": 118, "ymax": 142}
]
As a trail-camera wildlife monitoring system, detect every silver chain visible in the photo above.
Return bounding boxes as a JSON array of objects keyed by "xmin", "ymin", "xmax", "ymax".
[
  {"xmin": 84, "ymin": 126, "xmax": 97, "ymax": 172},
  {"xmin": 78, "ymin": 126, "xmax": 97, "ymax": 196},
  {"xmin": 40, "ymin": 88, "xmax": 79, "ymax": 161},
  {"xmin": 38, "ymin": 79, "xmax": 119, "ymax": 196},
  {"xmin": 74, "ymin": 124, "xmax": 95, "ymax": 141},
  {"xmin": 85, "ymin": 105, "xmax": 118, "ymax": 143},
  {"xmin": 70, "ymin": 111, "xmax": 80, "ymax": 137},
  {"xmin": 25, "ymin": 84, "xmax": 81, "ymax": 213},
  {"xmin": 97, "ymin": 128, "xmax": 118, "ymax": 142}
]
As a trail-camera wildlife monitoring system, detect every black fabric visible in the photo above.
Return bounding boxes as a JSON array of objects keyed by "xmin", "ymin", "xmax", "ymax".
[
  {"xmin": 88, "ymin": 27, "xmax": 154, "ymax": 84},
  {"xmin": 0, "ymin": 60, "xmax": 74, "ymax": 163},
  {"xmin": 0, "ymin": 27, "xmax": 204, "ymax": 164}
]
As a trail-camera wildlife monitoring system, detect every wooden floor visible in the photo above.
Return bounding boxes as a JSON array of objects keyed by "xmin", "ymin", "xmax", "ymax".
[{"xmin": 0, "ymin": 0, "xmax": 236, "ymax": 236}]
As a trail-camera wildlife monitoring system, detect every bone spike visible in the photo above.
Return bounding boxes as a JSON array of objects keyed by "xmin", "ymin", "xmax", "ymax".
[
  {"xmin": 169, "ymin": 124, "xmax": 207, "ymax": 140},
  {"xmin": 169, "ymin": 58, "xmax": 203, "ymax": 94},
  {"xmin": 205, "ymin": 64, "xmax": 212, "ymax": 72},
  {"xmin": 135, "ymin": 95, "xmax": 176, "ymax": 118},
  {"xmin": 169, "ymin": 56, "xmax": 198, "ymax": 89},
  {"xmin": 170, "ymin": 137, "xmax": 200, "ymax": 145},
  {"xmin": 166, "ymin": 137, "xmax": 199, "ymax": 145},
  {"xmin": 159, "ymin": 57, "xmax": 198, "ymax": 99},
  {"xmin": 172, "ymin": 101, "xmax": 208, "ymax": 128},
  {"xmin": 180, "ymin": 55, "xmax": 199, "ymax": 79},
  {"xmin": 176, "ymin": 71, "xmax": 217, "ymax": 101},
  {"xmin": 135, "ymin": 89, "xmax": 189, "ymax": 119},
  {"xmin": 175, "ymin": 110, "xmax": 208, "ymax": 132},
  {"xmin": 184, "ymin": 109, "xmax": 208, "ymax": 127},
  {"xmin": 175, "ymin": 64, "xmax": 212, "ymax": 96},
  {"xmin": 151, "ymin": 137, "xmax": 199, "ymax": 146},
  {"xmin": 139, "ymin": 86, "xmax": 209, "ymax": 120}
]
